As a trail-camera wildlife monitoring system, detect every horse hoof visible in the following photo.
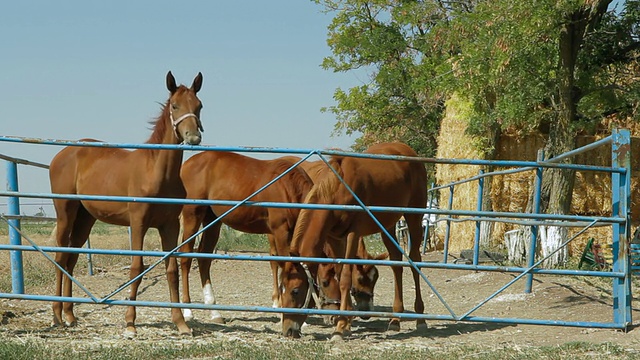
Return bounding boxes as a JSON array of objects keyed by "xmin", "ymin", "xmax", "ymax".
[
  {"xmin": 387, "ymin": 320, "xmax": 401, "ymax": 332},
  {"xmin": 211, "ymin": 316, "xmax": 225, "ymax": 324},
  {"xmin": 416, "ymin": 322, "xmax": 428, "ymax": 332},
  {"xmin": 179, "ymin": 328, "xmax": 193, "ymax": 336},
  {"xmin": 329, "ymin": 333, "xmax": 344, "ymax": 342},
  {"xmin": 51, "ymin": 317, "xmax": 63, "ymax": 328},
  {"xmin": 122, "ymin": 329, "xmax": 137, "ymax": 339}
]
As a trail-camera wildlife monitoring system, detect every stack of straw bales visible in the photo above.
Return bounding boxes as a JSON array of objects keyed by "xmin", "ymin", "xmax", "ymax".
[{"xmin": 435, "ymin": 100, "xmax": 639, "ymax": 256}]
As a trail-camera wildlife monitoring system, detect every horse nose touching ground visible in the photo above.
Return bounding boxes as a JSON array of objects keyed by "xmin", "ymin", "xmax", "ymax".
[
  {"xmin": 280, "ymin": 142, "xmax": 428, "ymax": 341},
  {"xmin": 279, "ymin": 157, "xmax": 385, "ymax": 325},
  {"xmin": 48, "ymin": 71, "xmax": 204, "ymax": 337},
  {"xmin": 316, "ymin": 237, "xmax": 388, "ymax": 322}
]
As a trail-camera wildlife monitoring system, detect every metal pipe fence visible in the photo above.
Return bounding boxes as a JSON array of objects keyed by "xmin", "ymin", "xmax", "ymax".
[{"xmin": 0, "ymin": 129, "xmax": 633, "ymax": 330}]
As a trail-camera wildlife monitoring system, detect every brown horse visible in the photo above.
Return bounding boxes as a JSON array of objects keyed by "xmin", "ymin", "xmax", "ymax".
[
  {"xmin": 279, "ymin": 142, "xmax": 428, "ymax": 339},
  {"xmin": 316, "ymin": 235, "xmax": 387, "ymax": 320},
  {"xmin": 179, "ymin": 152, "xmax": 322, "ymax": 323},
  {"xmin": 48, "ymin": 71, "xmax": 204, "ymax": 337},
  {"xmin": 281, "ymin": 156, "xmax": 388, "ymax": 317}
]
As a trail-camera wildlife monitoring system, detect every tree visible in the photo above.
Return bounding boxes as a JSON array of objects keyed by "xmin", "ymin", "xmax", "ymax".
[
  {"xmin": 316, "ymin": 0, "xmax": 639, "ymax": 265},
  {"xmin": 316, "ymin": 0, "xmax": 454, "ymax": 159},
  {"xmin": 444, "ymin": 0, "xmax": 639, "ymax": 264}
]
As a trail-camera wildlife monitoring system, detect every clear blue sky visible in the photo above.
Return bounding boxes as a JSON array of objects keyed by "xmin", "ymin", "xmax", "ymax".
[{"xmin": 0, "ymin": 1, "xmax": 364, "ymax": 215}]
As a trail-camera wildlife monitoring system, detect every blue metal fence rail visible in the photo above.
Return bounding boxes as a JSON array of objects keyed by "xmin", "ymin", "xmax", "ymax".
[{"xmin": 0, "ymin": 130, "xmax": 633, "ymax": 330}]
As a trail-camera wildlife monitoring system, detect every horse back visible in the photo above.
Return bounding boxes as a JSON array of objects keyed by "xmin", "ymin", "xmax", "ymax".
[
  {"xmin": 318, "ymin": 142, "xmax": 427, "ymax": 234},
  {"xmin": 49, "ymin": 141, "xmax": 159, "ymax": 226},
  {"xmin": 181, "ymin": 152, "xmax": 313, "ymax": 233}
]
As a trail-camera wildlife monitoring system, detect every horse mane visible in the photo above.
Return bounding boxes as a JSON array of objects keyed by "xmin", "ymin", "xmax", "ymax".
[
  {"xmin": 289, "ymin": 156, "xmax": 344, "ymax": 255},
  {"xmin": 145, "ymin": 85, "xmax": 188, "ymax": 144}
]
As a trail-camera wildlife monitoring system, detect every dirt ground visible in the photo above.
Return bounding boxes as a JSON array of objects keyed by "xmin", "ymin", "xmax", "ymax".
[{"xmin": 2, "ymin": 250, "xmax": 640, "ymax": 353}]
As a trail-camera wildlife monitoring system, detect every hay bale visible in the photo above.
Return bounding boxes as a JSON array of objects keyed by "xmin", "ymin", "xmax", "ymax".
[
  {"xmin": 436, "ymin": 96, "xmax": 639, "ymax": 256},
  {"xmin": 435, "ymin": 95, "xmax": 485, "ymax": 252}
]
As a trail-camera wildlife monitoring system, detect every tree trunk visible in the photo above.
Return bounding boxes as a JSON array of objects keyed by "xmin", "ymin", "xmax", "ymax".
[
  {"xmin": 516, "ymin": 3, "xmax": 613, "ymax": 267},
  {"xmin": 479, "ymin": 107, "xmax": 501, "ymax": 248}
]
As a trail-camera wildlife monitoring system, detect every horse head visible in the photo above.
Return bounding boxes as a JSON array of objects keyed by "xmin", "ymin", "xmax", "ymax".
[
  {"xmin": 279, "ymin": 261, "xmax": 312, "ymax": 338},
  {"xmin": 315, "ymin": 259, "xmax": 342, "ymax": 325},
  {"xmin": 350, "ymin": 251, "xmax": 387, "ymax": 318},
  {"xmin": 165, "ymin": 71, "xmax": 204, "ymax": 145}
]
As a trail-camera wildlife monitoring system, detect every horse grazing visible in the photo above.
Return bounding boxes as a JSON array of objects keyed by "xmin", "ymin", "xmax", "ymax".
[
  {"xmin": 281, "ymin": 156, "xmax": 388, "ymax": 317},
  {"xmin": 179, "ymin": 152, "xmax": 325, "ymax": 323},
  {"xmin": 48, "ymin": 71, "xmax": 204, "ymax": 337},
  {"xmin": 317, "ymin": 236, "xmax": 387, "ymax": 320},
  {"xmin": 279, "ymin": 142, "xmax": 428, "ymax": 340}
]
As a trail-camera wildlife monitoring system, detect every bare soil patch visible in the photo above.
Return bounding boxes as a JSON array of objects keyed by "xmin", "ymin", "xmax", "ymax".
[{"xmin": 2, "ymin": 250, "xmax": 640, "ymax": 353}]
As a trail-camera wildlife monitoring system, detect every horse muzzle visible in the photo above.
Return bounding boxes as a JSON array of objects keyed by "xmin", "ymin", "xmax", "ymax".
[
  {"xmin": 182, "ymin": 132, "xmax": 202, "ymax": 145},
  {"xmin": 283, "ymin": 322, "xmax": 302, "ymax": 338},
  {"xmin": 351, "ymin": 289, "xmax": 374, "ymax": 319}
]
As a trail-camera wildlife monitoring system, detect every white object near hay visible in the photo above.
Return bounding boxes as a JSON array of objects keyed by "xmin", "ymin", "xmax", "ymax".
[
  {"xmin": 539, "ymin": 225, "xmax": 568, "ymax": 268},
  {"xmin": 504, "ymin": 229, "xmax": 526, "ymax": 265}
]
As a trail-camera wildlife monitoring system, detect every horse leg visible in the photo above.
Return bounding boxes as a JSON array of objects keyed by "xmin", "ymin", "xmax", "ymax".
[
  {"xmin": 179, "ymin": 204, "xmax": 206, "ymax": 321},
  {"xmin": 60, "ymin": 208, "xmax": 95, "ymax": 326},
  {"xmin": 381, "ymin": 225, "xmax": 405, "ymax": 332},
  {"xmin": 196, "ymin": 209, "xmax": 223, "ymax": 323},
  {"xmin": 51, "ymin": 200, "xmax": 82, "ymax": 327},
  {"xmin": 158, "ymin": 220, "xmax": 192, "ymax": 335},
  {"xmin": 270, "ymin": 222, "xmax": 295, "ymax": 309},
  {"xmin": 406, "ymin": 213, "xmax": 426, "ymax": 330},
  {"xmin": 53, "ymin": 201, "xmax": 96, "ymax": 326},
  {"xmin": 267, "ymin": 234, "xmax": 280, "ymax": 308},
  {"xmin": 123, "ymin": 223, "xmax": 148, "ymax": 337},
  {"xmin": 331, "ymin": 232, "xmax": 358, "ymax": 341}
]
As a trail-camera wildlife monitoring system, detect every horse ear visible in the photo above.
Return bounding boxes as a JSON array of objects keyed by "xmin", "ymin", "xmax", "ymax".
[
  {"xmin": 166, "ymin": 71, "xmax": 178, "ymax": 94},
  {"xmin": 191, "ymin": 72, "xmax": 203, "ymax": 93}
]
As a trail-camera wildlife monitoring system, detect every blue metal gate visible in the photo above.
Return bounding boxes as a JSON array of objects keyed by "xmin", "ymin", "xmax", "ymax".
[{"xmin": 0, "ymin": 129, "xmax": 633, "ymax": 330}]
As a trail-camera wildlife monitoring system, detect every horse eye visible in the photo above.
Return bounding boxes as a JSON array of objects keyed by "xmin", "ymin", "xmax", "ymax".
[
  {"xmin": 292, "ymin": 288, "xmax": 300, "ymax": 297},
  {"xmin": 321, "ymin": 280, "xmax": 330, "ymax": 288},
  {"xmin": 171, "ymin": 103, "xmax": 178, "ymax": 110}
]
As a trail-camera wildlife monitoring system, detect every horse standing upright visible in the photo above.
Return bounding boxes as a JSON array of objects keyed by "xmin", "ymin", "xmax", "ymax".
[
  {"xmin": 178, "ymin": 152, "xmax": 319, "ymax": 322},
  {"xmin": 48, "ymin": 71, "xmax": 204, "ymax": 336},
  {"xmin": 279, "ymin": 142, "xmax": 428, "ymax": 340}
]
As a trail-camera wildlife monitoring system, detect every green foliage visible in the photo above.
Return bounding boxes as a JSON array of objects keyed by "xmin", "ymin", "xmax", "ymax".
[
  {"xmin": 318, "ymin": 0, "xmax": 447, "ymax": 158},
  {"xmin": 315, "ymin": 0, "xmax": 640, "ymax": 158}
]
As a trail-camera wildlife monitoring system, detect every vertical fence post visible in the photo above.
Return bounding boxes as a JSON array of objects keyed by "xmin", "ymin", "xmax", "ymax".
[
  {"xmin": 422, "ymin": 185, "xmax": 435, "ymax": 254},
  {"xmin": 6, "ymin": 161, "xmax": 24, "ymax": 294},
  {"xmin": 611, "ymin": 128, "xmax": 632, "ymax": 328},
  {"xmin": 442, "ymin": 185, "xmax": 454, "ymax": 264},
  {"xmin": 525, "ymin": 150, "xmax": 544, "ymax": 293},
  {"xmin": 473, "ymin": 169, "xmax": 484, "ymax": 265},
  {"xmin": 86, "ymin": 238, "xmax": 94, "ymax": 276}
]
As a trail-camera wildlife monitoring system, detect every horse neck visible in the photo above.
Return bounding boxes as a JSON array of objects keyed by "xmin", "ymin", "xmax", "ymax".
[
  {"xmin": 144, "ymin": 107, "xmax": 184, "ymax": 181},
  {"xmin": 290, "ymin": 184, "xmax": 333, "ymax": 257}
]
